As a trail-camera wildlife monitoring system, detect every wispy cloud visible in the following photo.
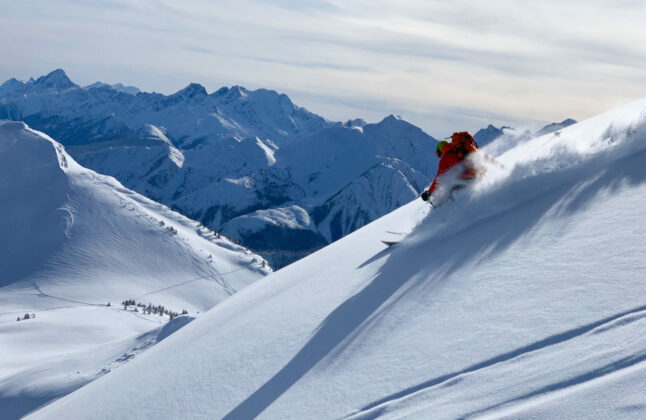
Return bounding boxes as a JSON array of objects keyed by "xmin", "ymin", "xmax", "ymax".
[{"xmin": 1, "ymin": 0, "xmax": 645, "ymax": 136}]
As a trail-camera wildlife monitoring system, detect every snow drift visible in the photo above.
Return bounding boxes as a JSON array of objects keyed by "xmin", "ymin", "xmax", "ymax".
[{"xmin": 26, "ymin": 97, "xmax": 646, "ymax": 419}]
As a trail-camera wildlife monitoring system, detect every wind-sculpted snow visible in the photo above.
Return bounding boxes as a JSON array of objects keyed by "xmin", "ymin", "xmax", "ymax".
[
  {"xmin": 0, "ymin": 70, "xmax": 439, "ymax": 268},
  {"xmin": 26, "ymin": 97, "xmax": 646, "ymax": 419},
  {"xmin": 0, "ymin": 121, "xmax": 269, "ymax": 419}
]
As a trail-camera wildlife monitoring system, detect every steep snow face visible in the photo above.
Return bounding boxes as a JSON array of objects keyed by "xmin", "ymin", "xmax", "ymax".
[
  {"xmin": 0, "ymin": 70, "xmax": 440, "ymax": 269},
  {"xmin": 0, "ymin": 121, "xmax": 269, "ymax": 418},
  {"xmin": 26, "ymin": 98, "xmax": 646, "ymax": 419},
  {"xmin": 276, "ymin": 127, "xmax": 382, "ymax": 200},
  {"xmin": 0, "ymin": 122, "xmax": 71, "ymax": 285}
]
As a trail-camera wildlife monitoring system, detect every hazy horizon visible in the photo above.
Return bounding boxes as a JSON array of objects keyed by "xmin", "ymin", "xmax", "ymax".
[{"xmin": 2, "ymin": 0, "xmax": 645, "ymax": 137}]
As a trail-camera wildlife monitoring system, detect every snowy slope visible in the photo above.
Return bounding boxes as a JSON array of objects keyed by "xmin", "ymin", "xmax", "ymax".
[
  {"xmin": 0, "ymin": 121, "xmax": 269, "ymax": 418},
  {"xmin": 26, "ymin": 98, "xmax": 646, "ymax": 419},
  {"xmin": 0, "ymin": 120, "xmax": 269, "ymax": 307}
]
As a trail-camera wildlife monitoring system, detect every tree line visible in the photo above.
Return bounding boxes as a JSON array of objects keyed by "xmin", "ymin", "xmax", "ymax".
[{"xmin": 121, "ymin": 299, "xmax": 188, "ymax": 320}]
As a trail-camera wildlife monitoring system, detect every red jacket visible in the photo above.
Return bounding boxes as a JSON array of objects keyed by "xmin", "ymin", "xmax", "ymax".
[{"xmin": 427, "ymin": 143, "xmax": 478, "ymax": 194}]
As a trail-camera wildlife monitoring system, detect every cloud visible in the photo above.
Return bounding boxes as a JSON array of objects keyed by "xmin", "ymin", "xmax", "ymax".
[{"xmin": 1, "ymin": 0, "xmax": 645, "ymax": 137}]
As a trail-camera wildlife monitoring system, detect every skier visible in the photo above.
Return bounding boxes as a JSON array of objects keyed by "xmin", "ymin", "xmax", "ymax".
[
  {"xmin": 420, "ymin": 131, "xmax": 484, "ymax": 207},
  {"xmin": 383, "ymin": 131, "xmax": 501, "ymax": 246}
]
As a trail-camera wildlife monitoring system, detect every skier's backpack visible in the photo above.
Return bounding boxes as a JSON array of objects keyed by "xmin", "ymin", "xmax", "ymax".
[{"xmin": 451, "ymin": 131, "xmax": 479, "ymax": 161}]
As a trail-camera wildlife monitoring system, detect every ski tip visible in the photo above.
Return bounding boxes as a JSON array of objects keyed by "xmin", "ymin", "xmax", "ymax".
[{"xmin": 381, "ymin": 240, "xmax": 399, "ymax": 247}]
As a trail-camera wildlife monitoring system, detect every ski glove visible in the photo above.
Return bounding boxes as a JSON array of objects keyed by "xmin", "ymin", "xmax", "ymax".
[{"xmin": 421, "ymin": 191, "xmax": 430, "ymax": 201}]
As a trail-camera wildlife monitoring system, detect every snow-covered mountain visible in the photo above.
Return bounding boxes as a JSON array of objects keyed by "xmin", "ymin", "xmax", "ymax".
[
  {"xmin": 0, "ymin": 70, "xmax": 439, "ymax": 268},
  {"xmin": 0, "ymin": 69, "xmax": 330, "ymax": 147},
  {"xmin": 535, "ymin": 117, "xmax": 577, "ymax": 136},
  {"xmin": 473, "ymin": 124, "xmax": 514, "ymax": 146},
  {"xmin": 84, "ymin": 81, "xmax": 141, "ymax": 96},
  {"xmin": 474, "ymin": 118, "xmax": 577, "ymax": 149},
  {"xmin": 0, "ymin": 121, "xmax": 269, "ymax": 419},
  {"xmin": 25, "ymin": 97, "xmax": 646, "ymax": 419}
]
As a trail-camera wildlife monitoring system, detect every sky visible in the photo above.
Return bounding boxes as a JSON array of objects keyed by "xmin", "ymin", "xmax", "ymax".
[{"xmin": 1, "ymin": 0, "xmax": 646, "ymax": 137}]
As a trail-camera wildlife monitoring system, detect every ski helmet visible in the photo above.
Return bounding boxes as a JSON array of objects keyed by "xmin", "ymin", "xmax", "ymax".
[{"xmin": 436, "ymin": 141, "xmax": 448, "ymax": 158}]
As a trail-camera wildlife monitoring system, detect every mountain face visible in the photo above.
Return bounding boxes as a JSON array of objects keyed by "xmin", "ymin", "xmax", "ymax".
[
  {"xmin": 0, "ymin": 120, "xmax": 270, "ymax": 418},
  {"xmin": 26, "ymin": 97, "xmax": 646, "ymax": 420},
  {"xmin": 535, "ymin": 117, "xmax": 577, "ymax": 136},
  {"xmin": 474, "ymin": 124, "xmax": 510, "ymax": 146},
  {"xmin": 0, "ymin": 70, "xmax": 439, "ymax": 268}
]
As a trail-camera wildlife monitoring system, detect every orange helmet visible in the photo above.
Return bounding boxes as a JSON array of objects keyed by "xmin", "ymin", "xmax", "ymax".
[{"xmin": 451, "ymin": 131, "xmax": 475, "ymax": 144}]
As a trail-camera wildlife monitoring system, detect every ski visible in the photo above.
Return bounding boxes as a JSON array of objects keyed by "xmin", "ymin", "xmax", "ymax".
[{"xmin": 381, "ymin": 240, "xmax": 399, "ymax": 247}]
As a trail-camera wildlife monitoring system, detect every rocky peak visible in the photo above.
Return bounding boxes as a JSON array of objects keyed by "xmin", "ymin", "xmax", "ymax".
[
  {"xmin": 173, "ymin": 83, "xmax": 208, "ymax": 99},
  {"xmin": 33, "ymin": 69, "xmax": 77, "ymax": 90}
]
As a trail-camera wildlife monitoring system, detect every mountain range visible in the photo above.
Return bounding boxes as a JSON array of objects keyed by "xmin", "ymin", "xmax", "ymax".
[{"xmin": 0, "ymin": 70, "xmax": 573, "ymax": 268}]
